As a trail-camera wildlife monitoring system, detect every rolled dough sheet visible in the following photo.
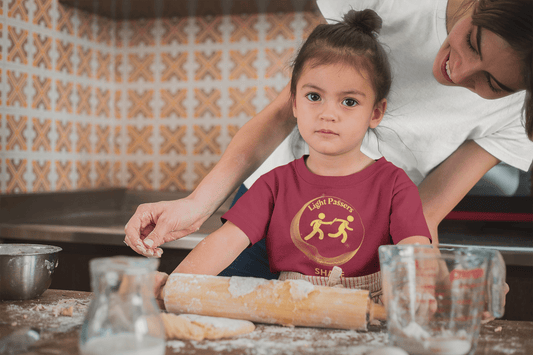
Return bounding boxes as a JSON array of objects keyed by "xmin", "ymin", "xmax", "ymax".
[{"xmin": 160, "ymin": 312, "xmax": 255, "ymax": 341}]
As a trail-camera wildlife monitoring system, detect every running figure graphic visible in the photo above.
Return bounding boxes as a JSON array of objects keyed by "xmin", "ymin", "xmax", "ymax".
[
  {"xmin": 328, "ymin": 216, "xmax": 354, "ymax": 243},
  {"xmin": 304, "ymin": 213, "xmax": 334, "ymax": 241}
]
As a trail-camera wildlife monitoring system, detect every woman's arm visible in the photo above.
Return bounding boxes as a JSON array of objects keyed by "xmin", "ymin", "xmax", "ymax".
[
  {"xmin": 174, "ymin": 221, "xmax": 251, "ymax": 275},
  {"xmin": 417, "ymin": 140, "xmax": 500, "ymax": 244},
  {"xmin": 124, "ymin": 84, "xmax": 296, "ymax": 256}
]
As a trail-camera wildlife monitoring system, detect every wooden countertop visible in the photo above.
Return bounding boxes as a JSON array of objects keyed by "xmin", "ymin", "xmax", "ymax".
[{"xmin": 1, "ymin": 289, "xmax": 532, "ymax": 355}]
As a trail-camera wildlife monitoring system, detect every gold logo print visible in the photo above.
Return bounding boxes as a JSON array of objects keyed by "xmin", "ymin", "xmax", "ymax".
[{"xmin": 290, "ymin": 196, "xmax": 365, "ymax": 266}]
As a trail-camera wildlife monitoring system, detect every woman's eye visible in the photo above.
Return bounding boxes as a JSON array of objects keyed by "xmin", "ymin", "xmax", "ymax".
[
  {"xmin": 466, "ymin": 30, "xmax": 477, "ymax": 54},
  {"xmin": 305, "ymin": 93, "xmax": 321, "ymax": 102},
  {"xmin": 343, "ymin": 98, "xmax": 358, "ymax": 107}
]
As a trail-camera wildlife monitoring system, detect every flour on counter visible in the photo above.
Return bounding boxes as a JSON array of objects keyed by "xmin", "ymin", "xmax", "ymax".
[
  {"xmin": 6, "ymin": 298, "xmax": 90, "ymax": 333},
  {"xmin": 165, "ymin": 324, "xmax": 388, "ymax": 355}
]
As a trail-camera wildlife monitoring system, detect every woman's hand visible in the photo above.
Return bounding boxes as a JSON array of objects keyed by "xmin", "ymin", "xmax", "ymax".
[{"xmin": 124, "ymin": 196, "xmax": 211, "ymax": 257}]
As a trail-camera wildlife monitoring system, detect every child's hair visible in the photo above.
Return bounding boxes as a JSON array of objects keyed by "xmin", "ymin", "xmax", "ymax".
[{"xmin": 289, "ymin": 9, "xmax": 392, "ymax": 105}]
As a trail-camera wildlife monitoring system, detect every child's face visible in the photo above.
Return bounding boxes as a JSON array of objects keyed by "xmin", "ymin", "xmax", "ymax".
[{"xmin": 292, "ymin": 62, "xmax": 386, "ymax": 159}]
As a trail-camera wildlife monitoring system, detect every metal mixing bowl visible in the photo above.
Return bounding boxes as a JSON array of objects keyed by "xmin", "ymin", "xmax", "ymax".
[{"xmin": 0, "ymin": 243, "xmax": 62, "ymax": 300}]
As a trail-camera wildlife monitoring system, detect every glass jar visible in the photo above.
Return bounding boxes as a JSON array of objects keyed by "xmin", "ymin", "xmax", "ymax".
[{"xmin": 79, "ymin": 256, "xmax": 166, "ymax": 355}]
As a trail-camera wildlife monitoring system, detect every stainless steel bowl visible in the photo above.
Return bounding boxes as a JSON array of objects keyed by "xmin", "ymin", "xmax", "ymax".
[{"xmin": 0, "ymin": 244, "xmax": 62, "ymax": 300}]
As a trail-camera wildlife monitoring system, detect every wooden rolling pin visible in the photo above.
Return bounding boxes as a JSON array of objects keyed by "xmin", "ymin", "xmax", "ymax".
[{"xmin": 162, "ymin": 273, "xmax": 386, "ymax": 331}]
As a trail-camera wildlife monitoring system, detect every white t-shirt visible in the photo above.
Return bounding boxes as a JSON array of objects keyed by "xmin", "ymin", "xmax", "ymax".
[{"xmin": 245, "ymin": 0, "xmax": 533, "ymax": 188}]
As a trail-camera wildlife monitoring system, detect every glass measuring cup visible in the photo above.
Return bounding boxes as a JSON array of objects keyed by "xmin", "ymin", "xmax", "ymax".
[
  {"xmin": 378, "ymin": 245, "xmax": 506, "ymax": 355},
  {"xmin": 79, "ymin": 256, "xmax": 166, "ymax": 355}
]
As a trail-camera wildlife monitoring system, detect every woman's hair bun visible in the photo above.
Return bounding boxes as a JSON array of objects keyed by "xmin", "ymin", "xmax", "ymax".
[{"xmin": 343, "ymin": 9, "xmax": 382, "ymax": 35}]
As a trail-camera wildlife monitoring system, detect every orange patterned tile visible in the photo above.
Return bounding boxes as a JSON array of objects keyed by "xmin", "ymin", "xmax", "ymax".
[
  {"xmin": 77, "ymin": 11, "xmax": 94, "ymax": 41},
  {"xmin": 55, "ymin": 80, "xmax": 73, "ymax": 113},
  {"xmin": 126, "ymin": 125, "xmax": 153, "ymax": 154},
  {"xmin": 194, "ymin": 88, "xmax": 221, "ymax": 118},
  {"xmin": 57, "ymin": 4, "xmax": 74, "ymax": 34},
  {"xmin": 33, "ymin": 33, "xmax": 52, "ymax": 69},
  {"xmin": 76, "ymin": 84, "xmax": 92, "ymax": 115},
  {"xmin": 160, "ymin": 89, "xmax": 187, "ymax": 118},
  {"xmin": 8, "ymin": 0, "xmax": 29, "ymax": 22},
  {"xmin": 265, "ymin": 13, "xmax": 295, "ymax": 41},
  {"xmin": 193, "ymin": 161, "xmax": 215, "ymax": 189},
  {"xmin": 129, "ymin": 19, "xmax": 155, "ymax": 47},
  {"xmin": 230, "ymin": 14, "xmax": 259, "ymax": 42},
  {"xmin": 75, "ymin": 123, "xmax": 92, "ymax": 153},
  {"xmin": 159, "ymin": 125, "xmax": 186, "ymax": 154},
  {"xmin": 96, "ymin": 17, "xmax": 113, "ymax": 45},
  {"xmin": 114, "ymin": 90, "xmax": 122, "ymax": 119},
  {"xmin": 32, "ymin": 160, "xmax": 51, "ymax": 192},
  {"xmin": 228, "ymin": 87, "xmax": 256, "ymax": 117},
  {"xmin": 76, "ymin": 161, "xmax": 92, "ymax": 189},
  {"xmin": 127, "ymin": 89, "xmax": 154, "ymax": 119},
  {"xmin": 55, "ymin": 161, "xmax": 73, "ymax": 191},
  {"xmin": 77, "ymin": 45, "xmax": 93, "ymax": 78},
  {"xmin": 95, "ymin": 161, "xmax": 111, "ymax": 188},
  {"xmin": 31, "ymin": 75, "xmax": 52, "ymax": 110},
  {"xmin": 264, "ymin": 85, "xmax": 282, "ymax": 102},
  {"xmin": 159, "ymin": 161, "xmax": 187, "ymax": 191},
  {"xmin": 193, "ymin": 125, "xmax": 221, "ymax": 155},
  {"xmin": 229, "ymin": 49, "xmax": 258, "ymax": 80},
  {"xmin": 227, "ymin": 124, "xmax": 239, "ymax": 139},
  {"xmin": 302, "ymin": 11, "xmax": 323, "ymax": 39},
  {"xmin": 6, "ymin": 114, "xmax": 27, "ymax": 151},
  {"xmin": 96, "ymin": 51, "xmax": 112, "ymax": 82},
  {"xmin": 95, "ymin": 88, "xmax": 111, "ymax": 118},
  {"xmin": 161, "ymin": 17, "xmax": 188, "ymax": 45},
  {"xmin": 126, "ymin": 161, "xmax": 153, "ymax": 190},
  {"xmin": 7, "ymin": 70, "xmax": 28, "ymax": 108},
  {"xmin": 7, "ymin": 25, "xmax": 28, "ymax": 64},
  {"xmin": 128, "ymin": 53, "xmax": 155, "ymax": 82},
  {"xmin": 113, "ymin": 161, "xmax": 121, "ymax": 186},
  {"xmin": 114, "ymin": 53, "xmax": 123, "ymax": 82},
  {"xmin": 6, "ymin": 158, "xmax": 28, "ymax": 193},
  {"xmin": 55, "ymin": 120, "xmax": 73, "ymax": 152},
  {"xmin": 113, "ymin": 126, "xmax": 121, "ymax": 154},
  {"xmin": 33, "ymin": 0, "xmax": 52, "ymax": 29},
  {"xmin": 264, "ymin": 47, "xmax": 293, "ymax": 78},
  {"xmin": 56, "ymin": 40, "xmax": 74, "ymax": 74},
  {"xmin": 194, "ymin": 51, "xmax": 222, "ymax": 80},
  {"xmin": 31, "ymin": 117, "xmax": 52, "ymax": 151},
  {"xmin": 95, "ymin": 125, "xmax": 111, "ymax": 154},
  {"xmin": 0, "ymin": 24, "xmax": 3, "ymax": 61},
  {"xmin": 195, "ymin": 17, "xmax": 223, "ymax": 44},
  {"xmin": 161, "ymin": 52, "xmax": 187, "ymax": 81}
]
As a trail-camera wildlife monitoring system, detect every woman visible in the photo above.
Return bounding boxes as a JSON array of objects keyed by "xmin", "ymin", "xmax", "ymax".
[{"xmin": 124, "ymin": 0, "xmax": 533, "ymax": 264}]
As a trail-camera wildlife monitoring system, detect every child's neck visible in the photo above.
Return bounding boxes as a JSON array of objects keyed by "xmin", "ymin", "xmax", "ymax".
[{"xmin": 305, "ymin": 152, "xmax": 375, "ymax": 176}]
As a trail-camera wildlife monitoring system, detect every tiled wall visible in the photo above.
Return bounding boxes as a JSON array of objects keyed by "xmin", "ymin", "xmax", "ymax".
[{"xmin": 0, "ymin": 0, "xmax": 321, "ymax": 193}]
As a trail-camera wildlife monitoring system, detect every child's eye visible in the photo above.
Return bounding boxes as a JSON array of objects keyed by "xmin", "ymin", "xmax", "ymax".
[
  {"xmin": 305, "ymin": 93, "xmax": 321, "ymax": 102},
  {"xmin": 466, "ymin": 30, "xmax": 477, "ymax": 54},
  {"xmin": 342, "ymin": 98, "xmax": 358, "ymax": 107}
]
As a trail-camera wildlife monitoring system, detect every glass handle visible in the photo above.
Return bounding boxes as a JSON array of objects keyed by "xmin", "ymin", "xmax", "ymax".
[{"xmin": 486, "ymin": 250, "xmax": 506, "ymax": 318}]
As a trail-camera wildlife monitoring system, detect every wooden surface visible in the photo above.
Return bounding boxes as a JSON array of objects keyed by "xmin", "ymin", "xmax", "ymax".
[{"xmin": 1, "ymin": 289, "xmax": 532, "ymax": 355}]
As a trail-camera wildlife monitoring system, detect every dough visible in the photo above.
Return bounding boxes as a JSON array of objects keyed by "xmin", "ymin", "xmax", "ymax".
[{"xmin": 160, "ymin": 313, "xmax": 255, "ymax": 341}]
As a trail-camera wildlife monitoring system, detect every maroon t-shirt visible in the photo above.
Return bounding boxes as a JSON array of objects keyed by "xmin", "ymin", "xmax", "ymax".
[{"xmin": 223, "ymin": 156, "xmax": 431, "ymax": 277}]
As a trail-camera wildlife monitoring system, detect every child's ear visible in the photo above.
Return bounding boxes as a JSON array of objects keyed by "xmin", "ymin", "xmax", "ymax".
[
  {"xmin": 370, "ymin": 99, "xmax": 387, "ymax": 129},
  {"xmin": 292, "ymin": 96, "xmax": 297, "ymax": 118}
]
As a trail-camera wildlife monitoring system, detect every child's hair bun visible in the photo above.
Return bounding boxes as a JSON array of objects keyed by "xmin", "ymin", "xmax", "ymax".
[{"xmin": 343, "ymin": 9, "xmax": 382, "ymax": 35}]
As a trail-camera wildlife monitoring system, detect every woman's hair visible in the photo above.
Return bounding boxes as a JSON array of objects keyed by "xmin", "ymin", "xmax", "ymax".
[
  {"xmin": 289, "ymin": 9, "xmax": 392, "ymax": 106},
  {"xmin": 470, "ymin": 0, "xmax": 533, "ymax": 141}
]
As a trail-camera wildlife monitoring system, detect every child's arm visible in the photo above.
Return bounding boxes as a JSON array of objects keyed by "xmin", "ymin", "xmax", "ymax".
[{"xmin": 173, "ymin": 221, "xmax": 251, "ymax": 275}]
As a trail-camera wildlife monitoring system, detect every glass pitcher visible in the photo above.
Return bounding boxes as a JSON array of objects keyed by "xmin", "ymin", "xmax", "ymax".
[
  {"xmin": 79, "ymin": 256, "xmax": 166, "ymax": 355},
  {"xmin": 378, "ymin": 245, "xmax": 506, "ymax": 355}
]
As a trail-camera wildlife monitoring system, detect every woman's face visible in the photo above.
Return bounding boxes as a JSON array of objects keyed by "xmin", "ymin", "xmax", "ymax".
[{"xmin": 432, "ymin": 11, "xmax": 525, "ymax": 100}]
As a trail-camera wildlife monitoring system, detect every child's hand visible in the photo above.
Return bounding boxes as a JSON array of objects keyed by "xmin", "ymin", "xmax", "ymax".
[
  {"xmin": 481, "ymin": 282, "xmax": 509, "ymax": 324},
  {"xmin": 154, "ymin": 271, "xmax": 169, "ymax": 310}
]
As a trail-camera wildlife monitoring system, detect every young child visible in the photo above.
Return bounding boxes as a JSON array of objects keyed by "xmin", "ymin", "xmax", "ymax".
[{"xmin": 172, "ymin": 9, "xmax": 431, "ymax": 304}]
